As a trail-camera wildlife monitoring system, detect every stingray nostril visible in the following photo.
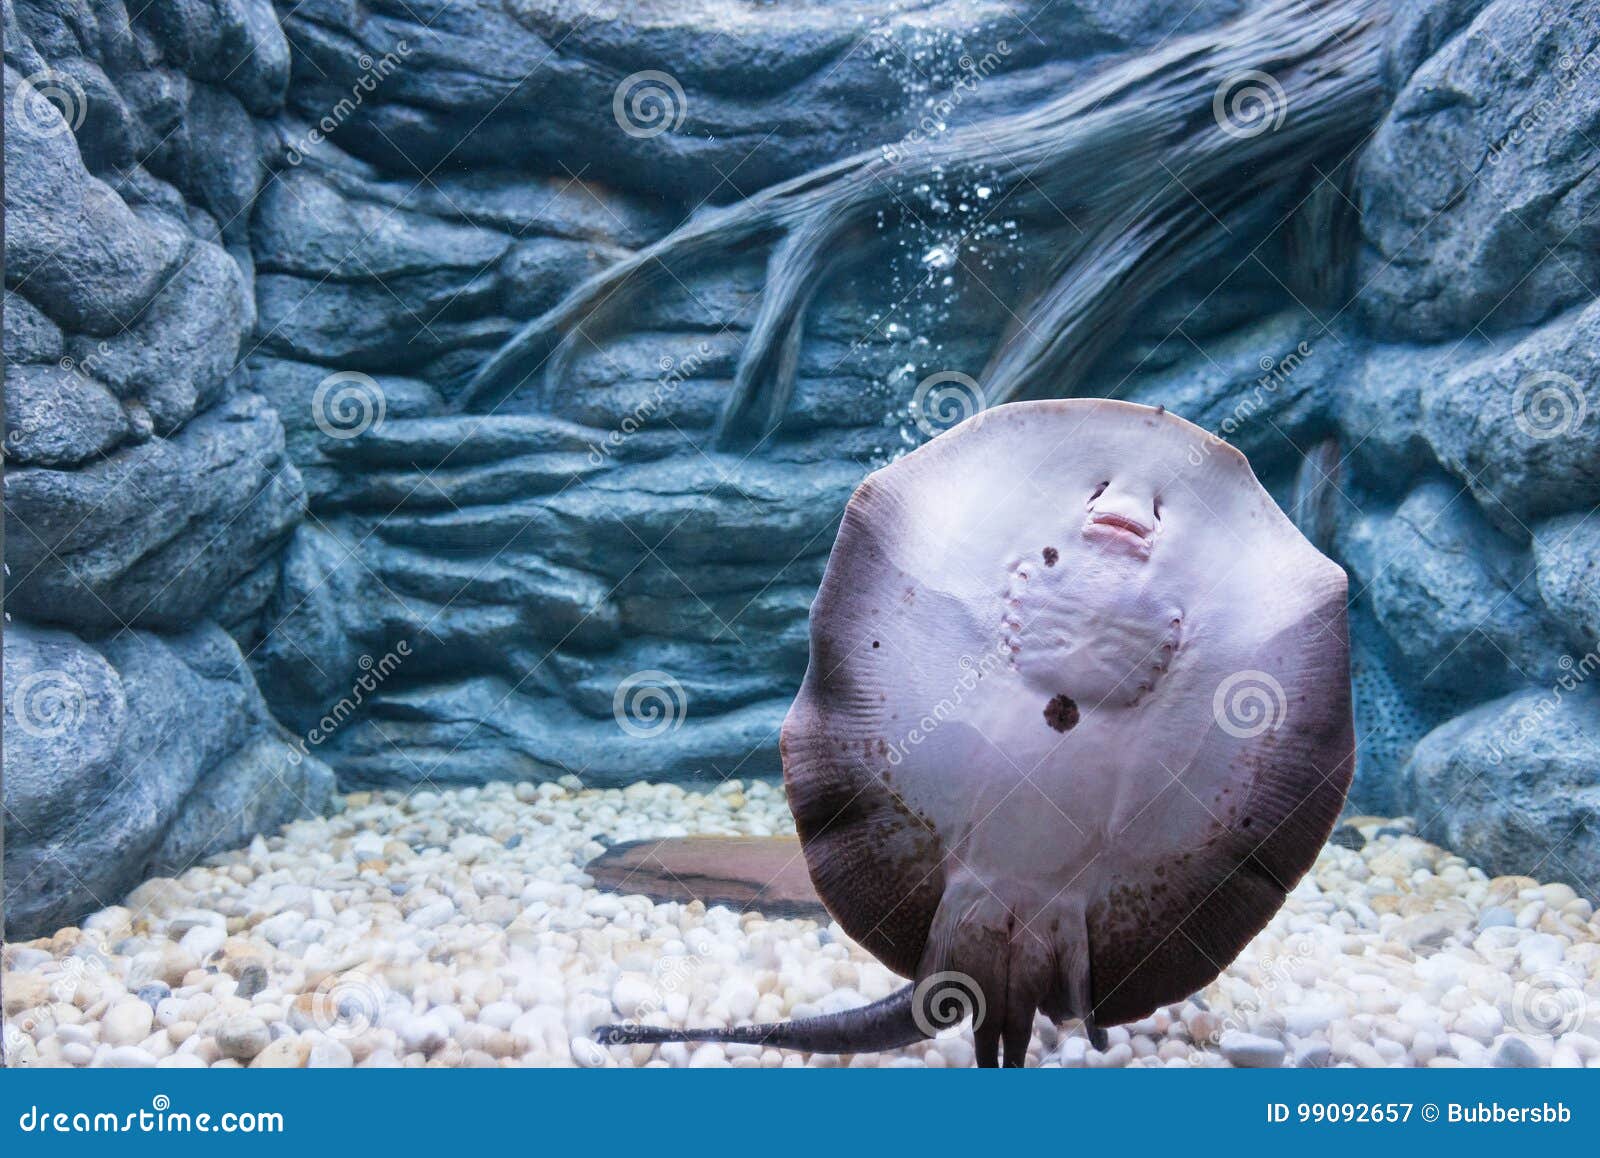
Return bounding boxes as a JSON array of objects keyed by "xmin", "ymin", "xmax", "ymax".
[
  {"xmin": 1153, "ymin": 496, "xmax": 1163, "ymax": 521},
  {"xmin": 1087, "ymin": 480, "xmax": 1109, "ymax": 505}
]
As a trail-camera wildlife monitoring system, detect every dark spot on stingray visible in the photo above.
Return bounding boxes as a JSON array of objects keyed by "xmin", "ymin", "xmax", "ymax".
[
  {"xmin": 1043, "ymin": 694, "xmax": 1080, "ymax": 733},
  {"xmin": 872, "ymin": 640, "xmax": 880, "ymax": 648},
  {"xmin": 1042, "ymin": 546, "xmax": 1059, "ymax": 567}
]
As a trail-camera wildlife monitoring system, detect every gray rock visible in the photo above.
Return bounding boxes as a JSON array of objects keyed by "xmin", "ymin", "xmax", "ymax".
[
  {"xmin": 2, "ymin": 621, "xmax": 334, "ymax": 940},
  {"xmin": 498, "ymin": 236, "xmax": 625, "ymax": 319},
  {"xmin": 1, "ymin": 622, "xmax": 128, "ymax": 835},
  {"xmin": 136, "ymin": 982, "xmax": 172, "ymax": 1007},
  {"xmin": 1345, "ymin": 481, "xmax": 1565, "ymax": 693},
  {"xmin": 247, "ymin": 523, "xmax": 403, "ymax": 734},
  {"xmin": 1294, "ymin": 1040, "xmax": 1333, "ymax": 1068},
  {"xmin": 1220, "ymin": 1031, "xmax": 1286, "ymax": 1068},
  {"xmin": 1405, "ymin": 686, "xmax": 1600, "ymax": 895},
  {"xmin": 146, "ymin": 82, "xmax": 263, "ymax": 238},
  {"xmin": 136, "ymin": 0, "xmax": 291, "ymax": 117},
  {"xmin": 1533, "ymin": 513, "xmax": 1600, "ymax": 648},
  {"xmin": 4, "ymin": 64, "xmax": 184, "ymax": 334},
  {"xmin": 323, "ymin": 677, "xmax": 787, "ymax": 789},
  {"xmin": 246, "ymin": 356, "xmax": 440, "ymax": 502},
  {"xmin": 253, "ymin": 271, "xmax": 514, "ymax": 370},
  {"xmin": 3, "ymin": 363, "xmax": 130, "ymax": 466},
  {"xmin": 250, "ymin": 169, "xmax": 510, "ymax": 280},
  {"xmin": 1380, "ymin": 0, "xmax": 1495, "ymax": 97},
  {"xmin": 3, "ymin": 291, "xmax": 64, "ymax": 363},
  {"xmin": 1336, "ymin": 340, "xmax": 1475, "ymax": 483},
  {"xmin": 234, "ymin": 962, "xmax": 269, "ymax": 999},
  {"xmin": 1357, "ymin": 0, "xmax": 1600, "ymax": 338},
  {"xmin": 4, "ymin": 392, "xmax": 305, "ymax": 631},
  {"xmin": 1492, "ymin": 1035, "xmax": 1541, "ymax": 1068},
  {"xmin": 216, "ymin": 1015, "xmax": 271, "ymax": 1061},
  {"xmin": 64, "ymin": 240, "xmax": 252, "ymax": 433},
  {"xmin": 1477, "ymin": 906, "xmax": 1516, "ymax": 930},
  {"xmin": 1421, "ymin": 299, "xmax": 1600, "ymax": 531}
]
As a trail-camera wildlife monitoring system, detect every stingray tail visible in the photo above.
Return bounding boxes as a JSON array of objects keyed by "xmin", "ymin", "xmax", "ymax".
[{"xmin": 594, "ymin": 983, "xmax": 932, "ymax": 1055}]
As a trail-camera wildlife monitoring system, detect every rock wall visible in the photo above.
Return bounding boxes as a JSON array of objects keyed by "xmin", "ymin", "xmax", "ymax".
[
  {"xmin": 3, "ymin": 0, "xmax": 327, "ymax": 938},
  {"xmin": 4, "ymin": 0, "xmax": 1598, "ymax": 935}
]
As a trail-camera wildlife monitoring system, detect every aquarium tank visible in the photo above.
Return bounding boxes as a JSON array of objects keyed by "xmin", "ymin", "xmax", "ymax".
[{"xmin": 2, "ymin": 0, "xmax": 1598, "ymax": 1082}]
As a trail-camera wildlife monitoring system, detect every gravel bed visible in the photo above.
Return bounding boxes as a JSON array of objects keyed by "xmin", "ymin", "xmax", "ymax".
[{"xmin": 4, "ymin": 780, "xmax": 1598, "ymax": 1068}]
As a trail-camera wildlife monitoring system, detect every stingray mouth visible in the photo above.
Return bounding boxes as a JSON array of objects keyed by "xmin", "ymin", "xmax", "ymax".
[{"xmin": 1083, "ymin": 511, "xmax": 1154, "ymax": 551}]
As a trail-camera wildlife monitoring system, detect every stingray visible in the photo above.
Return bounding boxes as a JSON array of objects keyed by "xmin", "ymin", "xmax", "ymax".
[{"xmin": 596, "ymin": 399, "xmax": 1353, "ymax": 1066}]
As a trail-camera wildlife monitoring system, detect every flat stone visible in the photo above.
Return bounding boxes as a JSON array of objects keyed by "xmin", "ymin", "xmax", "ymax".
[{"xmin": 1220, "ymin": 1031, "xmax": 1286, "ymax": 1068}]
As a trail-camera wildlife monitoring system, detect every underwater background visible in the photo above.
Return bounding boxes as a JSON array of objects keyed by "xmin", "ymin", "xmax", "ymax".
[{"xmin": 3, "ymin": 0, "xmax": 1599, "ymax": 1068}]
